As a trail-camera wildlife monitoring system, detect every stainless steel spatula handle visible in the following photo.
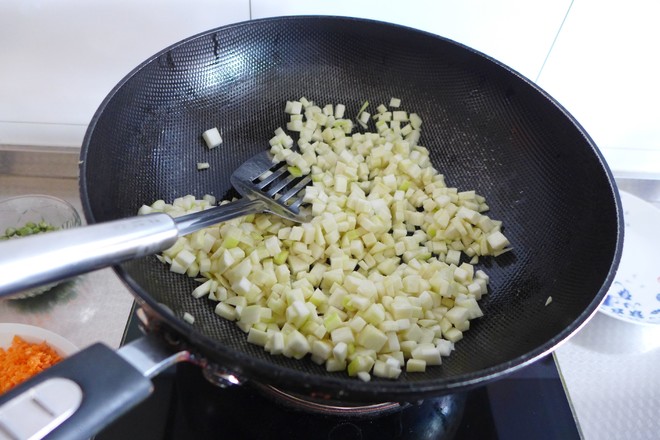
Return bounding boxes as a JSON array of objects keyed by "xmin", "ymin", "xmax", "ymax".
[
  {"xmin": 0, "ymin": 198, "xmax": 267, "ymax": 298},
  {"xmin": 0, "ymin": 213, "xmax": 177, "ymax": 298},
  {"xmin": 0, "ymin": 147, "xmax": 311, "ymax": 298}
]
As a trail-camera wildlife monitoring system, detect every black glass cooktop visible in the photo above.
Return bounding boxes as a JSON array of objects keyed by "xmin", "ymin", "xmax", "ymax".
[{"xmin": 95, "ymin": 307, "xmax": 580, "ymax": 440}]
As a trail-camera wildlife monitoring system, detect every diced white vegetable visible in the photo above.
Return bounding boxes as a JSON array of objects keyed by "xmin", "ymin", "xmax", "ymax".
[
  {"xmin": 326, "ymin": 358, "xmax": 347, "ymax": 372},
  {"xmin": 192, "ymin": 279, "xmax": 213, "ymax": 298},
  {"xmin": 411, "ymin": 344, "xmax": 442, "ymax": 365},
  {"xmin": 215, "ymin": 302, "xmax": 237, "ymax": 321},
  {"xmin": 283, "ymin": 330, "xmax": 311, "ymax": 359},
  {"xmin": 392, "ymin": 111, "xmax": 408, "ymax": 121},
  {"xmin": 444, "ymin": 327, "xmax": 463, "ymax": 343},
  {"xmin": 445, "ymin": 249, "xmax": 461, "ymax": 266},
  {"xmin": 142, "ymin": 97, "xmax": 512, "ymax": 381},
  {"xmin": 333, "ymin": 341, "xmax": 348, "ymax": 362},
  {"xmin": 183, "ymin": 312, "xmax": 195, "ymax": 324},
  {"xmin": 409, "ymin": 113, "xmax": 422, "ymax": 129},
  {"xmin": 435, "ymin": 339, "xmax": 453, "ymax": 356},
  {"xmin": 248, "ymin": 328, "xmax": 269, "ymax": 346},
  {"xmin": 285, "ymin": 100, "xmax": 303, "ymax": 115},
  {"xmin": 269, "ymin": 332, "xmax": 285, "ymax": 355},
  {"xmin": 331, "ymin": 326, "xmax": 355, "ymax": 344},
  {"xmin": 406, "ymin": 358, "xmax": 426, "ymax": 373},
  {"xmin": 359, "ymin": 111, "xmax": 371, "ymax": 125},
  {"xmin": 334, "ymin": 103, "xmax": 346, "ymax": 119},
  {"xmin": 311, "ymin": 340, "xmax": 333, "ymax": 360},
  {"xmin": 357, "ymin": 371, "xmax": 371, "ymax": 382},
  {"xmin": 347, "ymin": 355, "xmax": 375, "ymax": 377},
  {"xmin": 487, "ymin": 231, "xmax": 510, "ymax": 251},
  {"xmin": 357, "ymin": 325, "xmax": 388, "ymax": 352},
  {"xmin": 202, "ymin": 127, "xmax": 222, "ymax": 149}
]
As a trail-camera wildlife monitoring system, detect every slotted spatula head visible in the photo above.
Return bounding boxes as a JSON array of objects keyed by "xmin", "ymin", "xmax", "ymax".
[{"xmin": 231, "ymin": 150, "xmax": 312, "ymax": 223}]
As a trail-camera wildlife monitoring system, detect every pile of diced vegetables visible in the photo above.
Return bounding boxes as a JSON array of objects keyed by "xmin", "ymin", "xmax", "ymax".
[{"xmin": 138, "ymin": 97, "xmax": 511, "ymax": 382}]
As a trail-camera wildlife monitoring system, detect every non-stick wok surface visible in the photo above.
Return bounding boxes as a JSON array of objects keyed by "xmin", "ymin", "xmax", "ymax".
[{"xmin": 79, "ymin": 16, "xmax": 622, "ymax": 401}]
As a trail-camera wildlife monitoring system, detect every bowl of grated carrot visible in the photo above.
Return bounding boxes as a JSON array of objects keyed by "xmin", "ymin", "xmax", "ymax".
[{"xmin": 0, "ymin": 323, "xmax": 78, "ymax": 394}]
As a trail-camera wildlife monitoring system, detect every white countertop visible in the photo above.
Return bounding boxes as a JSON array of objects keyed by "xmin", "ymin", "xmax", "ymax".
[{"xmin": 555, "ymin": 313, "xmax": 660, "ymax": 440}]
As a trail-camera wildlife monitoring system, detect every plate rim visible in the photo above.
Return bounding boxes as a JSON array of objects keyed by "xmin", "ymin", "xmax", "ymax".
[
  {"xmin": 599, "ymin": 190, "xmax": 660, "ymax": 326},
  {"xmin": 0, "ymin": 323, "xmax": 79, "ymax": 356}
]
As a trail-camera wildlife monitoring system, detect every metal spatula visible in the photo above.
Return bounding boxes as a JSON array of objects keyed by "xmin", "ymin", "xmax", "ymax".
[{"xmin": 0, "ymin": 150, "xmax": 312, "ymax": 298}]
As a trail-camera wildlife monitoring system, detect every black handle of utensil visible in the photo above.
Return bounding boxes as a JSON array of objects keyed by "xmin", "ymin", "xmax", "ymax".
[{"xmin": 0, "ymin": 343, "xmax": 152, "ymax": 440}]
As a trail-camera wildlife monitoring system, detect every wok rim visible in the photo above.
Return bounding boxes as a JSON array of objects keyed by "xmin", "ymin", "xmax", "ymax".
[{"xmin": 79, "ymin": 15, "xmax": 624, "ymax": 401}]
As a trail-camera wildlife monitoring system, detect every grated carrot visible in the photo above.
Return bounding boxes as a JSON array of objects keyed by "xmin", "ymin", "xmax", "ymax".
[{"xmin": 0, "ymin": 336, "xmax": 62, "ymax": 393}]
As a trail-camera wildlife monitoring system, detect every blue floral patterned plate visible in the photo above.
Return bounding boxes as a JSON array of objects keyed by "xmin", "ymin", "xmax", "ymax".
[{"xmin": 600, "ymin": 191, "xmax": 660, "ymax": 325}]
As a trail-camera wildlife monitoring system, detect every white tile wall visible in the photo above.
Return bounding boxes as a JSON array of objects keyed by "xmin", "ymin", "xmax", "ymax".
[
  {"xmin": 1, "ymin": 0, "xmax": 658, "ymax": 177},
  {"xmin": 536, "ymin": 0, "xmax": 660, "ymax": 178},
  {"xmin": 0, "ymin": 0, "xmax": 249, "ymax": 146},
  {"xmin": 250, "ymin": 0, "xmax": 571, "ymax": 81}
]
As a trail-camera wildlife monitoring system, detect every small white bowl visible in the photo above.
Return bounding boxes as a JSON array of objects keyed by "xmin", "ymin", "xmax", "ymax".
[
  {"xmin": 0, "ymin": 195, "xmax": 82, "ymax": 298},
  {"xmin": 0, "ymin": 323, "xmax": 78, "ymax": 357},
  {"xmin": 599, "ymin": 191, "xmax": 660, "ymax": 325}
]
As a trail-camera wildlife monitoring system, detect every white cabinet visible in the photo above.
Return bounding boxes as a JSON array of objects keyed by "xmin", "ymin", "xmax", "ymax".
[{"xmin": 536, "ymin": 0, "xmax": 660, "ymax": 177}]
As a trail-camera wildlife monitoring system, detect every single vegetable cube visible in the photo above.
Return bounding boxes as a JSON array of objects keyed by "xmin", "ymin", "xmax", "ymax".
[{"xmin": 202, "ymin": 127, "xmax": 223, "ymax": 149}]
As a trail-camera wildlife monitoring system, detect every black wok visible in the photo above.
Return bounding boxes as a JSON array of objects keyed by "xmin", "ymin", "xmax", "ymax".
[{"xmin": 0, "ymin": 16, "xmax": 623, "ymax": 439}]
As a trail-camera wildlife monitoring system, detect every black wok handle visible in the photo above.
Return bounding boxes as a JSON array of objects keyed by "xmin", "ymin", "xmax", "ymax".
[
  {"xmin": 0, "ymin": 213, "xmax": 179, "ymax": 298},
  {"xmin": 0, "ymin": 336, "xmax": 191, "ymax": 440}
]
